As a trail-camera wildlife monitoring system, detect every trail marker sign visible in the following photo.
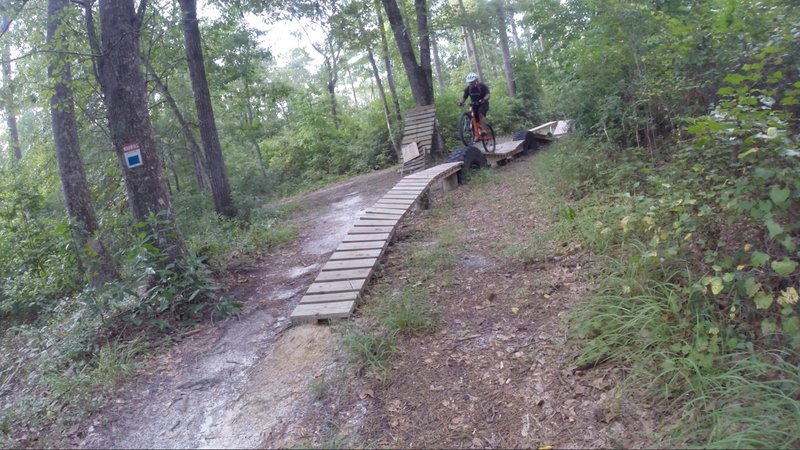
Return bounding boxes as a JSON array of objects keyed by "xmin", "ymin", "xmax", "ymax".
[{"xmin": 123, "ymin": 143, "xmax": 143, "ymax": 169}]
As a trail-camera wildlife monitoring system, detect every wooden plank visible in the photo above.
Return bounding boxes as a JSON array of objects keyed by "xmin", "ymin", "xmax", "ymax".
[
  {"xmin": 403, "ymin": 113, "xmax": 436, "ymax": 125},
  {"xmin": 372, "ymin": 200, "xmax": 414, "ymax": 211},
  {"xmin": 403, "ymin": 119, "xmax": 435, "ymax": 130},
  {"xmin": 299, "ymin": 291, "xmax": 359, "ymax": 304},
  {"xmin": 373, "ymin": 202, "xmax": 411, "ymax": 210},
  {"xmin": 290, "ymin": 301, "xmax": 355, "ymax": 322},
  {"xmin": 342, "ymin": 232, "xmax": 390, "ymax": 242},
  {"xmin": 315, "ymin": 268, "xmax": 373, "ymax": 282},
  {"xmin": 306, "ymin": 279, "xmax": 366, "ymax": 294},
  {"xmin": 337, "ymin": 240, "xmax": 386, "ymax": 251},
  {"xmin": 322, "ymin": 258, "xmax": 378, "ymax": 271},
  {"xmin": 365, "ymin": 207, "xmax": 405, "ymax": 216},
  {"xmin": 355, "ymin": 217, "xmax": 398, "ymax": 227},
  {"xmin": 396, "ymin": 180, "xmax": 430, "ymax": 186},
  {"xmin": 361, "ymin": 212, "xmax": 403, "ymax": 220},
  {"xmin": 348, "ymin": 225, "xmax": 395, "ymax": 233},
  {"xmin": 377, "ymin": 198, "xmax": 416, "ymax": 204},
  {"xmin": 329, "ymin": 249, "xmax": 382, "ymax": 260}
]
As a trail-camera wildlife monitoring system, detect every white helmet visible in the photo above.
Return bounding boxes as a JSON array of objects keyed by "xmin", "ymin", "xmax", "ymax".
[{"xmin": 465, "ymin": 72, "xmax": 478, "ymax": 83}]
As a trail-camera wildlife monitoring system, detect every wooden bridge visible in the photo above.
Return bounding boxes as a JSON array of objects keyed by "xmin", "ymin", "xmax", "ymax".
[{"xmin": 289, "ymin": 162, "xmax": 462, "ymax": 322}]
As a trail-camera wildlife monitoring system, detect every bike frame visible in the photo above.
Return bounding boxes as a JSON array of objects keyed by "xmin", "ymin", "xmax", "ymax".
[{"xmin": 469, "ymin": 104, "xmax": 486, "ymax": 141}]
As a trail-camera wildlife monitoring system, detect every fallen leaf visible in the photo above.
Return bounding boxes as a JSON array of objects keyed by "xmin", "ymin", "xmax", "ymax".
[
  {"xmin": 511, "ymin": 307, "xmax": 519, "ymax": 314},
  {"xmin": 358, "ymin": 388, "xmax": 374, "ymax": 400}
]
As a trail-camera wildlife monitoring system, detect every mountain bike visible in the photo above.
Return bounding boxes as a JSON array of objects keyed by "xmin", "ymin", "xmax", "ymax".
[{"xmin": 458, "ymin": 103, "xmax": 495, "ymax": 153}]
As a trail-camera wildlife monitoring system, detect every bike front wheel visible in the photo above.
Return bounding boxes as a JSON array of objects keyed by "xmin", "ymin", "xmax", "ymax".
[
  {"xmin": 458, "ymin": 112, "xmax": 474, "ymax": 146},
  {"xmin": 481, "ymin": 124, "xmax": 496, "ymax": 153}
]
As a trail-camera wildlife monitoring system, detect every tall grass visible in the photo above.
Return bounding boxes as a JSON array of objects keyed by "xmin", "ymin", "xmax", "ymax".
[{"xmin": 534, "ymin": 139, "xmax": 800, "ymax": 448}]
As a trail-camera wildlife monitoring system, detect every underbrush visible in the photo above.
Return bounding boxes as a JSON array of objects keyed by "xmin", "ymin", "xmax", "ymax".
[
  {"xmin": 535, "ymin": 118, "xmax": 799, "ymax": 447},
  {"xmin": 0, "ymin": 196, "xmax": 296, "ymax": 444}
]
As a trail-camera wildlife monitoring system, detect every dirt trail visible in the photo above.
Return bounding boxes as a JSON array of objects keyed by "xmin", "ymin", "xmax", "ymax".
[
  {"xmin": 79, "ymin": 168, "xmax": 401, "ymax": 449},
  {"xmin": 79, "ymin": 151, "xmax": 652, "ymax": 449}
]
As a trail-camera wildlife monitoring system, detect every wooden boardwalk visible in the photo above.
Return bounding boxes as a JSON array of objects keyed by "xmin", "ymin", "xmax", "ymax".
[
  {"xmin": 484, "ymin": 140, "xmax": 524, "ymax": 167},
  {"xmin": 289, "ymin": 161, "xmax": 463, "ymax": 323}
]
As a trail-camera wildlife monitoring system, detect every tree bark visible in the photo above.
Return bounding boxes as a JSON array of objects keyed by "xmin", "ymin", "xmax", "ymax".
[
  {"xmin": 375, "ymin": 3, "xmax": 401, "ymax": 124},
  {"xmin": 1, "ymin": 16, "xmax": 21, "ymax": 170},
  {"xmin": 47, "ymin": 0, "xmax": 118, "ymax": 286},
  {"xmin": 494, "ymin": 0, "xmax": 516, "ymax": 97},
  {"xmin": 431, "ymin": 32, "xmax": 444, "ymax": 94},
  {"xmin": 97, "ymin": 0, "xmax": 185, "ymax": 262},
  {"xmin": 143, "ymin": 58, "xmax": 209, "ymax": 193},
  {"xmin": 381, "ymin": 0, "xmax": 433, "ymax": 107},
  {"xmin": 177, "ymin": 0, "xmax": 235, "ymax": 218}
]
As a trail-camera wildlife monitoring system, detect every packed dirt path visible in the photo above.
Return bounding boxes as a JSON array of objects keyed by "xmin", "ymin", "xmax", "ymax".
[
  {"xmin": 78, "ymin": 149, "xmax": 653, "ymax": 448},
  {"xmin": 78, "ymin": 168, "xmax": 402, "ymax": 449}
]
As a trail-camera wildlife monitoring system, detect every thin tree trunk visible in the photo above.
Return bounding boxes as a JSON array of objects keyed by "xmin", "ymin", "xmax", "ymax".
[
  {"xmin": 345, "ymin": 64, "xmax": 358, "ymax": 106},
  {"xmin": 47, "ymin": 0, "xmax": 118, "ymax": 286},
  {"xmin": 1, "ymin": 16, "xmax": 21, "ymax": 170},
  {"xmin": 508, "ymin": 2, "xmax": 522, "ymax": 52},
  {"xmin": 375, "ymin": 3, "xmax": 401, "ymax": 124},
  {"xmin": 367, "ymin": 48, "xmax": 400, "ymax": 161},
  {"xmin": 97, "ymin": 0, "xmax": 185, "ymax": 262},
  {"xmin": 431, "ymin": 32, "xmax": 444, "ymax": 94},
  {"xmin": 494, "ymin": 0, "xmax": 516, "ymax": 97},
  {"xmin": 143, "ymin": 58, "xmax": 208, "ymax": 193},
  {"xmin": 177, "ymin": 0, "xmax": 235, "ymax": 218},
  {"xmin": 457, "ymin": 0, "xmax": 483, "ymax": 81}
]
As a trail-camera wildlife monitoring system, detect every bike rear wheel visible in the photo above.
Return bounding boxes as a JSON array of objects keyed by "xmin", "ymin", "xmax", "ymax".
[
  {"xmin": 481, "ymin": 124, "xmax": 496, "ymax": 153},
  {"xmin": 458, "ymin": 112, "xmax": 474, "ymax": 146}
]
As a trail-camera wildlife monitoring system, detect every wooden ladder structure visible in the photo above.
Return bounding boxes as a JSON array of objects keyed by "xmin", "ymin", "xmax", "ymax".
[{"xmin": 289, "ymin": 162, "xmax": 462, "ymax": 323}]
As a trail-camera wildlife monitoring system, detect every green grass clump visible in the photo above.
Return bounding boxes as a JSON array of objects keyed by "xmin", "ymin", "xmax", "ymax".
[{"xmin": 371, "ymin": 287, "xmax": 440, "ymax": 336}]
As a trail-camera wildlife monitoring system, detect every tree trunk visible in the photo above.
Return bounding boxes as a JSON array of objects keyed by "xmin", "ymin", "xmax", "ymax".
[
  {"xmin": 457, "ymin": 0, "xmax": 483, "ymax": 81},
  {"xmin": 97, "ymin": 0, "xmax": 185, "ymax": 262},
  {"xmin": 375, "ymin": 3, "xmax": 401, "ymax": 124},
  {"xmin": 47, "ymin": 0, "xmax": 118, "ymax": 286},
  {"xmin": 494, "ymin": 0, "xmax": 516, "ymax": 97},
  {"xmin": 431, "ymin": 33, "xmax": 444, "ymax": 94},
  {"xmin": 1, "ymin": 16, "xmax": 21, "ymax": 170},
  {"xmin": 177, "ymin": 0, "xmax": 235, "ymax": 218},
  {"xmin": 508, "ymin": 2, "xmax": 522, "ymax": 52},
  {"xmin": 144, "ymin": 58, "xmax": 209, "ymax": 193},
  {"xmin": 381, "ymin": 0, "xmax": 433, "ymax": 107},
  {"xmin": 367, "ymin": 48, "xmax": 400, "ymax": 162}
]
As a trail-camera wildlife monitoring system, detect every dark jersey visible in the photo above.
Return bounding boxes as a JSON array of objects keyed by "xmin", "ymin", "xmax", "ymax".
[{"xmin": 463, "ymin": 82, "xmax": 490, "ymax": 104}]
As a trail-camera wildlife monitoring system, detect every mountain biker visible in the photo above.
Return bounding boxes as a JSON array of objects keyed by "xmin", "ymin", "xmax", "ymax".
[{"xmin": 458, "ymin": 72, "xmax": 490, "ymax": 136}]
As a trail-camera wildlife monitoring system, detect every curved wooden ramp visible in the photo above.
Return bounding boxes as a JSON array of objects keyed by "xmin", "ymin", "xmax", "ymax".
[{"xmin": 290, "ymin": 162, "xmax": 462, "ymax": 323}]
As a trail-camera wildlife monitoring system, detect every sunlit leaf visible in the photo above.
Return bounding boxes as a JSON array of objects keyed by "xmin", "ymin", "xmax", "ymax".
[{"xmin": 754, "ymin": 292, "xmax": 773, "ymax": 310}]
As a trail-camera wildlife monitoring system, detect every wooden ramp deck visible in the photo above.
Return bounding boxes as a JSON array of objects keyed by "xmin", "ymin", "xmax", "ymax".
[
  {"xmin": 289, "ymin": 161, "xmax": 462, "ymax": 323},
  {"xmin": 484, "ymin": 140, "xmax": 524, "ymax": 167}
]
